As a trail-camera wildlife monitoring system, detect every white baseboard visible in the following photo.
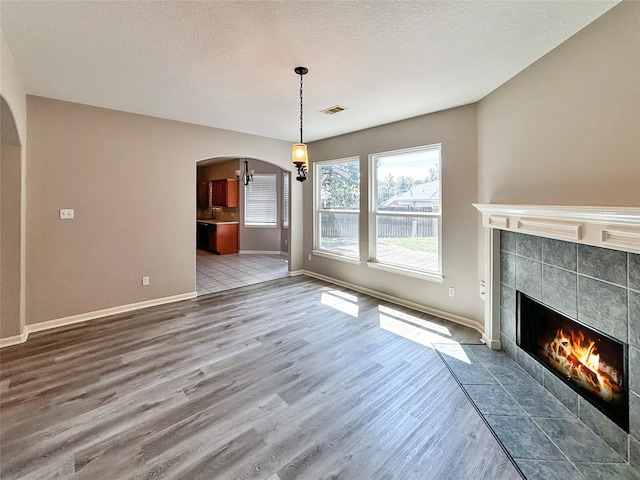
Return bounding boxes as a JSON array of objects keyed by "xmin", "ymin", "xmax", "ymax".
[
  {"xmin": 288, "ymin": 269, "xmax": 305, "ymax": 277},
  {"xmin": 302, "ymin": 270, "xmax": 484, "ymax": 335},
  {"xmin": 0, "ymin": 291, "xmax": 197, "ymax": 348},
  {"xmin": 481, "ymin": 334, "xmax": 502, "ymax": 350},
  {"xmin": 0, "ymin": 330, "xmax": 28, "ymax": 348},
  {"xmin": 239, "ymin": 250, "xmax": 284, "ymax": 255}
]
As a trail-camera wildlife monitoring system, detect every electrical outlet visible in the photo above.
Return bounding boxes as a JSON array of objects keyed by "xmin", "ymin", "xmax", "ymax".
[
  {"xmin": 308, "ymin": 254, "xmax": 312, "ymax": 261},
  {"xmin": 284, "ymin": 239, "xmax": 288, "ymax": 245},
  {"xmin": 448, "ymin": 287, "xmax": 455, "ymax": 298},
  {"xmin": 59, "ymin": 208, "xmax": 74, "ymax": 219},
  {"xmin": 142, "ymin": 276, "xmax": 150, "ymax": 286}
]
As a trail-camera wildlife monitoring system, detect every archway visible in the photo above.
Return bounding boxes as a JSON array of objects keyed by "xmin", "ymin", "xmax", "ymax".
[
  {"xmin": 1, "ymin": 96, "xmax": 23, "ymax": 339},
  {"xmin": 194, "ymin": 155, "xmax": 295, "ymax": 295}
]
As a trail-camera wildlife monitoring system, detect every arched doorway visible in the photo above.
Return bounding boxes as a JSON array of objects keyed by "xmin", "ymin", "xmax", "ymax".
[
  {"xmin": 1, "ymin": 96, "xmax": 24, "ymax": 339},
  {"xmin": 195, "ymin": 156, "xmax": 291, "ymax": 295}
]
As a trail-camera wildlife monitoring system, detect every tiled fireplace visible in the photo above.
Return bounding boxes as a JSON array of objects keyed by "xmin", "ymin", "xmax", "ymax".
[{"xmin": 474, "ymin": 204, "xmax": 640, "ymax": 465}]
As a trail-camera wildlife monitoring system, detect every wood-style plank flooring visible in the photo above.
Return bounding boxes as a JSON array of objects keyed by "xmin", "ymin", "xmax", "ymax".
[{"xmin": 0, "ymin": 276, "xmax": 522, "ymax": 479}]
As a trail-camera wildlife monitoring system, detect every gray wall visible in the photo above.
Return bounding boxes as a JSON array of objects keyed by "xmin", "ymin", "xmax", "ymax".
[
  {"xmin": 25, "ymin": 96, "xmax": 298, "ymax": 326},
  {"xmin": 308, "ymin": 104, "xmax": 483, "ymax": 326},
  {"xmin": 478, "ymin": 1, "xmax": 639, "ymax": 207}
]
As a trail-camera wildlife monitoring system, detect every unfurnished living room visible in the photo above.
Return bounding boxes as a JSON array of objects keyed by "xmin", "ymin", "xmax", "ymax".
[{"xmin": 1, "ymin": 1, "xmax": 639, "ymax": 479}]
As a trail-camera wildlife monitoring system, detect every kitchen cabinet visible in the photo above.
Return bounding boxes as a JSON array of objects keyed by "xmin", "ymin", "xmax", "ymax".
[
  {"xmin": 197, "ymin": 222, "xmax": 238, "ymax": 254},
  {"xmin": 197, "ymin": 181, "xmax": 212, "ymax": 208},
  {"xmin": 211, "ymin": 179, "xmax": 238, "ymax": 207}
]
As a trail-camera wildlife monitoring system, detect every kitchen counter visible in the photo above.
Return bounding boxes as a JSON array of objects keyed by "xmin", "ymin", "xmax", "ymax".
[
  {"xmin": 197, "ymin": 221, "xmax": 239, "ymax": 254},
  {"xmin": 197, "ymin": 219, "xmax": 239, "ymax": 225}
]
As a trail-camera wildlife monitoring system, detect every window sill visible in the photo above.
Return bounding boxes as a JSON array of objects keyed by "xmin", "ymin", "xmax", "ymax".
[
  {"xmin": 366, "ymin": 261, "xmax": 443, "ymax": 283},
  {"xmin": 312, "ymin": 249, "xmax": 361, "ymax": 265}
]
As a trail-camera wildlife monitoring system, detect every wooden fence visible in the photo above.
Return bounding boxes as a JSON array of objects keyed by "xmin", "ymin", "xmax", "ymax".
[{"xmin": 320, "ymin": 211, "xmax": 438, "ymax": 238}]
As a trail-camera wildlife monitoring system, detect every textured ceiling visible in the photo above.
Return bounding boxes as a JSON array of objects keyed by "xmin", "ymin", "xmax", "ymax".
[{"xmin": 0, "ymin": 1, "xmax": 619, "ymax": 142}]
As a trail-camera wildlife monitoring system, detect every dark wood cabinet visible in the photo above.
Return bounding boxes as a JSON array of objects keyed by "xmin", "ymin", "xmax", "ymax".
[
  {"xmin": 198, "ymin": 179, "xmax": 238, "ymax": 208},
  {"xmin": 214, "ymin": 223, "xmax": 238, "ymax": 254},
  {"xmin": 197, "ymin": 182, "xmax": 212, "ymax": 208},
  {"xmin": 211, "ymin": 179, "xmax": 238, "ymax": 207},
  {"xmin": 196, "ymin": 222, "xmax": 238, "ymax": 254}
]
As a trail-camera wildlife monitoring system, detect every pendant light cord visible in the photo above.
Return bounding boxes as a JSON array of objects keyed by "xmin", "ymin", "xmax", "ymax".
[{"xmin": 299, "ymin": 73, "xmax": 304, "ymax": 144}]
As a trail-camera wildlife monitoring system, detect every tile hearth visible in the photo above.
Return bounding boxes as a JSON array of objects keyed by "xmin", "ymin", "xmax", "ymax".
[{"xmin": 437, "ymin": 343, "xmax": 640, "ymax": 480}]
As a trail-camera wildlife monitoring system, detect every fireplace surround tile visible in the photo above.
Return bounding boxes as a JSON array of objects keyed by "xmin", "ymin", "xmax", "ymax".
[
  {"xmin": 631, "ymin": 347, "xmax": 640, "ymax": 391},
  {"xmin": 500, "ymin": 307, "xmax": 516, "ymax": 342},
  {"xmin": 542, "ymin": 237, "xmax": 577, "ymax": 271},
  {"xmin": 630, "ymin": 290, "xmax": 640, "ymax": 348},
  {"xmin": 515, "ymin": 348, "xmax": 543, "ymax": 383},
  {"xmin": 494, "ymin": 229, "xmax": 639, "ymax": 470},
  {"xmin": 517, "ymin": 233, "xmax": 542, "ymax": 261},
  {"xmin": 500, "ymin": 251, "xmax": 516, "ymax": 286},
  {"xmin": 501, "ymin": 333, "xmax": 516, "ymax": 359},
  {"xmin": 534, "ymin": 416, "xmax": 625, "ymax": 463},
  {"xmin": 542, "ymin": 368, "xmax": 579, "ymax": 415},
  {"xmin": 630, "ymin": 391, "xmax": 640, "ymax": 440},
  {"xmin": 577, "ymin": 275, "xmax": 628, "ymax": 342},
  {"xmin": 516, "ymin": 256, "xmax": 542, "ymax": 300},
  {"xmin": 541, "ymin": 264, "xmax": 577, "ymax": 319},
  {"xmin": 500, "ymin": 230, "xmax": 517, "ymax": 254},
  {"xmin": 630, "ymin": 253, "xmax": 640, "ymax": 292},
  {"xmin": 578, "ymin": 244, "xmax": 628, "ymax": 287},
  {"xmin": 578, "ymin": 398, "xmax": 628, "ymax": 459},
  {"xmin": 500, "ymin": 282, "xmax": 515, "ymax": 314},
  {"xmin": 630, "ymin": 435, "xmax": 640, "ymax": 468}
]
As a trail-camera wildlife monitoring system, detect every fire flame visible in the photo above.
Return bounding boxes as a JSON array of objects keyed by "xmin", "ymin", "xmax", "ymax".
[{"xmin": 539, "ymin": 328, "xmax": 622, "ymax": 402}]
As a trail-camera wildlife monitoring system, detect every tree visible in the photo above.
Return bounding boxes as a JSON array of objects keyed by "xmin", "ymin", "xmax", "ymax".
[{"xmin": 320, "ymin": 161, "xmax": 359, "ymax": 210}]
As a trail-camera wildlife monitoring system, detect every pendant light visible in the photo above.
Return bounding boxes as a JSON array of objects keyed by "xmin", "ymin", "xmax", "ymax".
[
  {"xmin": 292, "ymin": 66, "xmax": 309, "ymax": 182},
  {"xmin": 235, "ymin": 158, "xmax": 254, "ymax": 187}
]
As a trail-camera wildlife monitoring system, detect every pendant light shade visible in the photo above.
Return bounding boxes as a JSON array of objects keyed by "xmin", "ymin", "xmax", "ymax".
[{"xmin": 293, "ymin": 66, "xmax": 309, "ymax": 182}]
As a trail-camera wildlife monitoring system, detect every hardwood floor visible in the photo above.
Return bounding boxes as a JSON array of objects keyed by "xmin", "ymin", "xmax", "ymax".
[{"xmin": 0, "ymin": 276, "xmax": 522, "ymax": 479}]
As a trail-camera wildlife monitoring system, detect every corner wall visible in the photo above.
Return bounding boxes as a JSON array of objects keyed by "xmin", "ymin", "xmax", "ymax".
[
  {"xmin": 478, "ymin": 1, "xmax": 640, "ymax": 207},
  {"xmin": 25, "ymin": 96, "xmax": 296, "ymax": 327}
]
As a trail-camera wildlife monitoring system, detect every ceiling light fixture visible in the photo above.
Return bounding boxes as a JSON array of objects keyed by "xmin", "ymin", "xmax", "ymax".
[
  {"xmin": 292, "ymin": 66, "xmax": 309, "ymax": 182},
  {"xmin": 235, "ymin": 158, "xmax": 254, "ymax": 187}
]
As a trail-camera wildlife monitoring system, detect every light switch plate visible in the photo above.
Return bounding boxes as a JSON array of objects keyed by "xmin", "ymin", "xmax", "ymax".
[{"xmin": 59, "ymin": 209, "xmax": 74, "ymax": 219}]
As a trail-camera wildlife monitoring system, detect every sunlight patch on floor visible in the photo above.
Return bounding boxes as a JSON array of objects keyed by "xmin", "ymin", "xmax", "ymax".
[
  {"xmin": 378, "ymin": 305, "xmax": 459, "ymax": 349},
  {"xmin": 378, "ymin": 304, "xmax": 451, "ymax": 336},
  {"xmin": 321, "ymin": 290, "xmax": 359, "ymax": 317},
  {"xmin": 433, "ymin": 342, "xmax": 472, "ymax": 364}
]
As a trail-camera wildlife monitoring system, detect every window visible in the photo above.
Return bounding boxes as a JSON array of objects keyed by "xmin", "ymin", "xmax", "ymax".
[
  {"xmin": 369, "ymin": 145, "xmax": 442, "ymax": 280},
  {"xmin": 313, "ymin": 157, "xmax": 360, "ymax": 260},
  {"xmin": 283, "ymin": 172, "xmax": 290, "ymax": 228},
  {"xmin": 245, "ymin": 174, "xmax": 277, "ymax": 226}
]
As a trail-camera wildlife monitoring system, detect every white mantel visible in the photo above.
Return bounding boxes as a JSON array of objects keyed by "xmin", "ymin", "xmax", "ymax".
[
  {"xmin": 474, "ymin": 204, "xmax": 640, "ymax": 254},
  {"xmin": 473, "ymin": 204, "xmax": 640, "ymax": 349}
]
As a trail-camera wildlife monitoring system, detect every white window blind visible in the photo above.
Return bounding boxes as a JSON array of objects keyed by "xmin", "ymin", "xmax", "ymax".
[
  {"xmin": 283, "ymin": 172, "xmax": 290, "ymax": 227},
  {"xmin": 245, "ymin": 174, "xmax": 277, "ymax": 226}
]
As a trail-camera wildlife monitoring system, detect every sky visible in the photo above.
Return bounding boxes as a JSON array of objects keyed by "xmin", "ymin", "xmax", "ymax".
[{"xmin": 376, "ymin": 147, "xmax": 440, "ymax": 181}]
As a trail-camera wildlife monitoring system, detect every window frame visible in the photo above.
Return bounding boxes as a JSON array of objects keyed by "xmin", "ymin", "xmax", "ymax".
[
  {"xmin": 282, "ymin": 172, "xmax": 290, "ymax": 228},
  {"xmin": 312, "ymin": 156, "xmax": 361, "ymax": 264},
  {"xmin": 368, "ymin": 144, "xmax": 443, "ymax": 282},
  {"xmin": 244, "ymin": 173, "xmax": 278, "ymax": 227}
]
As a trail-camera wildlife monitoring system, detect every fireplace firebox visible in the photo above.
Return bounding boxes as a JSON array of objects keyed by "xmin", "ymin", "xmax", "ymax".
[{"xmin": 517, "ymin": 291, "xmax": 629, "ymax": 431}]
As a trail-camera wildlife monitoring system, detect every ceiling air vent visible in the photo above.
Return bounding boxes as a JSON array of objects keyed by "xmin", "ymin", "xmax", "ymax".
[{"xmin": 320, "ymin": 105, "xmax": 347, "ymax": 115}]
